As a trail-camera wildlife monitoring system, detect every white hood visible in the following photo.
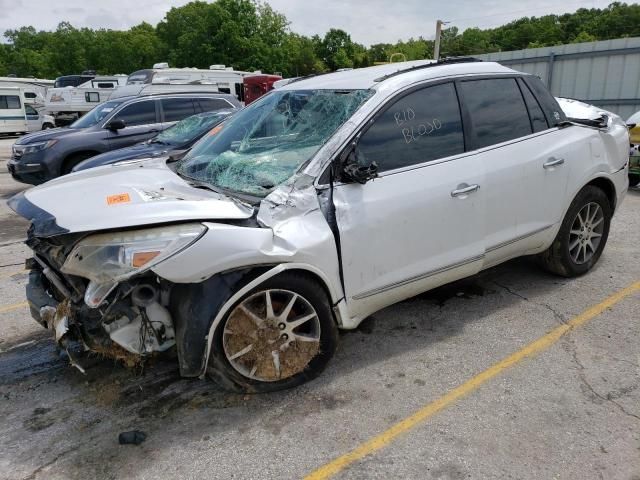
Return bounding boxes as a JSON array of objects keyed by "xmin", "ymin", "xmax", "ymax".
[{"xmin": 16, "ymin": 158, "xmax": 254, "ymax": 235}]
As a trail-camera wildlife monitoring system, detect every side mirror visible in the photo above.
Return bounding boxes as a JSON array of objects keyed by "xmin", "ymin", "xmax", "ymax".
[
  {"xmin": 337, "ymin": 143, "xmax": 378, "ymax": 184},
  {"xmin": 106, "ymin": 119, "xmax": 126, "ymax": 131}
]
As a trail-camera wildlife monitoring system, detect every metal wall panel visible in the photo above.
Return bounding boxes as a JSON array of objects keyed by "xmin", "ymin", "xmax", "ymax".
[{"xmin": 475, "ymin": 37, "xmax": 640, "ymax": 120}]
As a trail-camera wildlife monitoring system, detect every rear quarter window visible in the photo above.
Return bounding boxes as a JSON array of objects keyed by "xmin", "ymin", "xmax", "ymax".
[{"xmin": 522, "ymin": 76, "xmax": 566, "ymax": 126}]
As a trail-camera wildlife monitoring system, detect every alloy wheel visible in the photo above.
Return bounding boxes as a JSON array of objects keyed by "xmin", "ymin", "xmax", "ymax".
[
  {"xmin": 568, "ymin": 202, "xmax": 604, "ymax": 264},
  {"xmin": 222, "ymin": 289, "xmax": 321, "ymax": 382}
]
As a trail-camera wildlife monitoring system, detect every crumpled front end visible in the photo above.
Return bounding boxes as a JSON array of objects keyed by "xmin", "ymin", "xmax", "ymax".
[{"xmin": 24, "ymin": 231, "xmax": 181, "ymax": 370}]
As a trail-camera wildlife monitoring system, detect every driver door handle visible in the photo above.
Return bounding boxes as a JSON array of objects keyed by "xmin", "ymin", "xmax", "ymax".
[
  {"xmin": 451, "ymin": 183, "xmax": 480, "ymax": 197},
  {"xmin": 543, "ymin": 157, "xmax": 565, "ymax": 168}
]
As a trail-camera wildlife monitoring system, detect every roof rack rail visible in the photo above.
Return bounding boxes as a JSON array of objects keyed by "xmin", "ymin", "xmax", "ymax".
[{"xmin": 373, "ymin": 56, "xmax": 482, "ymax": 82}]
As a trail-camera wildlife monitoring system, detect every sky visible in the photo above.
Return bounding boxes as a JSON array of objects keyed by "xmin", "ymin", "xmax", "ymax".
[{"xmin": 0, "ymin": 0, "xmax": 616, "ymax": 45}]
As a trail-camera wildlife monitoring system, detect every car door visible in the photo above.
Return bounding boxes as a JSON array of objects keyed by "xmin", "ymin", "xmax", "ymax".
[
  {"xmin": 106, "ymin": 99, "xmax": 162, "ymax": 150},
  {"xmin": 25, "ymin": 105, "xmax": 40, "ymax": 132},
  {"xmin": 456, "ymin": 76, "xmax": 576, "ymax": 267},
  {"xmin": 332, "ymin": 82, "xmax": 487, "ymax": 322}
]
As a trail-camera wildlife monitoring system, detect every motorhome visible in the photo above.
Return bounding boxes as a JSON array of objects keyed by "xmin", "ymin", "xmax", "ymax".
[
  {"xmin": 45, "ymin": 75, "xmax": 128, "ymax": 125},
  {"xmin": 0, "ymin": 87, "xmax": 27, "ymax": 135},
  {"xmin": 0, "ymin": 76, "xmax": 54, "ymax": 110},
  {"xmin": 110, "ymin": 63, "xmax": 261, "ymax": 102}
]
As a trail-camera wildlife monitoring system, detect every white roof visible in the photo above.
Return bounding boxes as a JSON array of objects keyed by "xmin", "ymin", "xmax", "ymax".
[{"xmin": 280, "ymin": 60, "xmax": 520, "ymax": 91}]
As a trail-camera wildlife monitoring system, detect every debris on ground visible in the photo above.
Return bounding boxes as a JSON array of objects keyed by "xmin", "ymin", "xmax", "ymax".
[{"xmin": 118, "ymin": 430, "xmax": 147, "ymax": 445}]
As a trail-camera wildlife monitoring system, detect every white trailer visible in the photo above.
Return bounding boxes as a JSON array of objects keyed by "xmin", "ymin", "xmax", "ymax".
[
  {"xmin": 45, "ymin": 75, "xmax": 128, "ymax": 125},
  {"xmin": 110, "ymin": 63, "xmax": 259, "ymax": 102},
  {"xmin": 0, "ymin": 87, "xmax": 27, "ymax": 135},
  {"xmin": 0, "ymin": 77, "xmax": 53, "ymax": 110}
]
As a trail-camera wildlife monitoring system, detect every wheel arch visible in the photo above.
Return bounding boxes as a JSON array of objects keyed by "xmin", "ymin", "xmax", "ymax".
[
  {"xmin": 168, "ymin": 263, "xmax": 343, "ymax": 379},
  {"xmin": 61, "ymin": 150, "xmax": 101, "ymax": 174},
  {"xmin": 585, "ymin": 176, "xmax": 617, "ymax": 211}
]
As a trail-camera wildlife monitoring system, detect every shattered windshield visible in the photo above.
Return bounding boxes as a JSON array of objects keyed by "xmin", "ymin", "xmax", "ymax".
[
  {"xmin": 70, "ymin": 100, "xmax": 124, "ymax": 129},
  {"xmin": 152, "ymin": 111, "xmax": 233, "ymax": 146},
  {"xmin": 177, "ymin": 89, "xmax": 372, "ymax": 197}
]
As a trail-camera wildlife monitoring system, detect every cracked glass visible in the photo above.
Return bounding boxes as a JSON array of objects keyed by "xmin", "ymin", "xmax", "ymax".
[{"xmin": 177, "ymin": 89, "xmax": 373, "ymax": 197}]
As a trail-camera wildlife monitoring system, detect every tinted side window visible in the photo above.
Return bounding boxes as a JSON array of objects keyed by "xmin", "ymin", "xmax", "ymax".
[
  {"xmin": 518, "ymin": 78, "xmax": 548, "ymax": 133},
  {"xmin": 357, "ymin": 82, "xmax": 464, "ymax": 172},
  {"xmin": 25, "ymin": 105, "xmax": 38, "ymax": 115},
  {"xmin": 162, "ymin": 98, "xmax": 196, "ymax": 122},
  {"xmin": 0, "ymin": 95, "xmax": 21, "ymax": 109},
  {"xmin": 199, "ymin": 98, "xmax": 232, "ymax": 112},
  {"xmin": 113, "ymin": 101, "xmax": 157, "ymax": 126},
  {"xmin": 460, "ymin": 78, "xmax": 532, "ymax": 149},
  {"xmin": 523, "ymin": 76, "xmax": 566, "ymax": 126}
]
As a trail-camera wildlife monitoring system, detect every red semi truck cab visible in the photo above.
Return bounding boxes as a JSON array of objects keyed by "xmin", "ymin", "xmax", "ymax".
[{"xmin": 243, "ymin": 74, "xmax": 282, "ymax": 105}]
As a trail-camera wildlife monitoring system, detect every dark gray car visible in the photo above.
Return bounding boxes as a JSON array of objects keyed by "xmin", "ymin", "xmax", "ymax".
[{"xmin": 7, "ymin": 92, "xmax": 241, "ymax": 185}]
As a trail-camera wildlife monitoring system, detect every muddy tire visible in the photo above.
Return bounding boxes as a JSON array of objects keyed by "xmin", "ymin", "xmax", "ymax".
[
  {"xmin": 207, "ymin": 272, "xmax": 338, "ymax": 393},
  {"xmin": 537, "ymin": 185, "xmax": 611, "ymax": 277}
]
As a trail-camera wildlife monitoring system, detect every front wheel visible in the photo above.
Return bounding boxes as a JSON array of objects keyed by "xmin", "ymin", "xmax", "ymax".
[
  {"xmin": 207, "ymin": 272, "xmax": 338, "ymax": 393},
  {"xmin": 537, "ymin": 185, "xmax": 612, "ymax": 277}
]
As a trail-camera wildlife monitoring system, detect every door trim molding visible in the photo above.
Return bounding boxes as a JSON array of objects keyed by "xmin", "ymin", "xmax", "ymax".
[
  {"xmin": 352, "ymin": 253, "xmax": 485, "ymax": 300},
  {"xmin": 485, "ymin": 225, "xmax": 553, "ymax": 253}
]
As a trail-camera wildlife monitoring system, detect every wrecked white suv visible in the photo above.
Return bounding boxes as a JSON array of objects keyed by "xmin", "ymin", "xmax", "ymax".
[{"xmin": 10, "ymin": 59, "xmax": 629, "ymax": 392}]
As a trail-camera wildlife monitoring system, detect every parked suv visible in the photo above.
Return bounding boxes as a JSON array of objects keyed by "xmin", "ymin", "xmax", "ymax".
[
  {"xmin": 10, "ymin": 60, "xmax": 629, "ymax": 393},
  {"xmin": 7, "ymin": 92, "xmax": 241, "ymax": 184}
]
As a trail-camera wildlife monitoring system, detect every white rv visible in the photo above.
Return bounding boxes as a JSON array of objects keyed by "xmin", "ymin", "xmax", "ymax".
[
  {"xmin": 110, "ymin": 63, "xmax": 258, "ymax": 102},
  {"xmin": 45, "ymin": 75, "xmax": 128, "ymax": 125},
  {"xmin": 0, "ymin": 77, "xmax": 54, "ymax": 110},
  {"xmin": 0, "ymin": 87, "xmax": 27, "ymax": 135}
]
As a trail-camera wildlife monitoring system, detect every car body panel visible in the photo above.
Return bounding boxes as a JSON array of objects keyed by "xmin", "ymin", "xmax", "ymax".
[{"xmin": 19, "ymin": 158, "xmax": 254, "ymax": 234}]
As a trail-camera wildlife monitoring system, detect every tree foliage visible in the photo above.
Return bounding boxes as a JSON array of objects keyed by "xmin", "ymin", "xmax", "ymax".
[{"xmin": 1, "ymin": 1, "xmax": 640, "ymax": 78}]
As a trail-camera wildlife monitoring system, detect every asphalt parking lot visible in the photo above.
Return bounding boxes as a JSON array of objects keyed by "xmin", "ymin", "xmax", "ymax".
[{"xmin": 0, "ymin": 136, "xmax": 638, "ymax": 480}]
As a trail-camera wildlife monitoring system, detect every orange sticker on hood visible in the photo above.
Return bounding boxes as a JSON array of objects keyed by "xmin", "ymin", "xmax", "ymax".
[{"xmin": 107, "ymin": 193, "xmax": 131, "ymax": 205}]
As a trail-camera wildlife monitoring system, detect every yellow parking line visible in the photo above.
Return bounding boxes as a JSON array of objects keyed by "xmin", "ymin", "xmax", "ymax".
[
  {"xmin": 304, "ymin": 280, "xmax": 640, "ymax": 480},
  {"xmin": 0, "ymin": 301, "xmax": 29, "ymax": 314}
]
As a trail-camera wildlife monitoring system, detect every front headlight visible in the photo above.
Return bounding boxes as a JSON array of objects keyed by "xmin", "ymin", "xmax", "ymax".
[
  {"xmin": 61, "ymin": 224, "xmax": 205, "ymax": 307},
  {"xmin": 19, "ymin": 140, "xmax": 58, "ymax": 155}
]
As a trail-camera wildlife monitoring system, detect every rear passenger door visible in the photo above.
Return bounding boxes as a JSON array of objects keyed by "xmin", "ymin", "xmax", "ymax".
[
  {"xmin": 106, "ymin": 99, "xmax": 162, "ymax": 150},
  {"xmin": 456, "ymin": 76, "xmax": 575, "ymax": 267},
  {"xmin": 334, "ymin": 82, "xmax": 486, "ymax": 322}
]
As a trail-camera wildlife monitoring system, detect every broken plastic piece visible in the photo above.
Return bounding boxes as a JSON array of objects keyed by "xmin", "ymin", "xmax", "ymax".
[{"xmin": 119, "ymin": 430, "xmax": 147, "ymax": 445}]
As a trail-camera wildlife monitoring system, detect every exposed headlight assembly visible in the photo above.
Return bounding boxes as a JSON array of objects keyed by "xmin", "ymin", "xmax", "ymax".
[
  {"xmin": 18, "ymin": 140, "xmax": 58, "ymax": 155},
  {"xmin": 61, "ymin": 224, "xmax": 205, "ymax": 307}
]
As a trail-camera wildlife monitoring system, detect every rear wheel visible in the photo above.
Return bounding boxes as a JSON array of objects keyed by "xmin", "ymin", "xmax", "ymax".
[
  {"xmin": 537, "ymin": 185, "xmax": 612, "ymax": 277},
  {"xmin": 207, "ymin": 272, "xmax": 338, "ymax": 393},
  {"xmin": 629, "ymin": 173, "xmax": 640, "ymax": 187}
]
